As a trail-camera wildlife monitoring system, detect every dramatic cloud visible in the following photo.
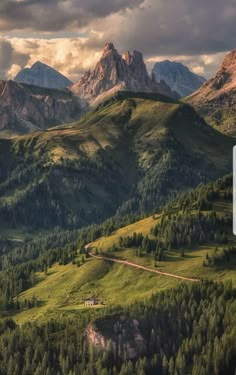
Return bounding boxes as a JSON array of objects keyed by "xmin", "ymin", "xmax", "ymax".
[
  {"xmin": 4, "ymin": 36, "xmax": 227, "ymax": 82},
  {"xmin": 0, "ymin": 0, "xmax": 143, "ymax": 32},
  {"xmin": 7, "ymin": 36, "xmax": 104, "ymax": 81},
  {"xmin": 0, "ymin": 0, "xmax": 235, "ymax": 80},
  {"xmin": 0, "ymin": 38, "xmax": 29, "ymax": 79},
  {"xmin": 92, "ymin": 0, "xmax": 236, "ymax": 56}
]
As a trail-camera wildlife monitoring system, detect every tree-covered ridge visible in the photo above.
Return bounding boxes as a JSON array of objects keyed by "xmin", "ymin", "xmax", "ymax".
[
  {"xmin": 0, "ymin": 93, "xmax": 233, "ymax": 230},
  {"xmin": 0, "ymin": 281, "xmax": 235, "ymax": 375},
  {"xmin": 107, "ymin": 174, "xmax": 233, "ymax": 260}
]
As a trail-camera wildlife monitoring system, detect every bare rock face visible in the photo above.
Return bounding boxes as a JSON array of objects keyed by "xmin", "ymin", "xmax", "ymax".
[
  {"xmin": 152, "ymin": 60, "xmax": 206, "ymax": 97},
  {"xmin": 71, "ymin": 42, "xmax": 178, "ymax": 104},
  {"xmin": 15, "ymin": 61, "xmax": 73, "ymax": 90},
  {"xmin": 0, "ymin": 80, "xmax": 84, "ymax": 135},
  {"xmin": 86, "ymin": 315, "xmax": 146, "ymax": 360},
  {"xmin": 188, "ymin": 49, "xmax": 236, "ymax": 135}
]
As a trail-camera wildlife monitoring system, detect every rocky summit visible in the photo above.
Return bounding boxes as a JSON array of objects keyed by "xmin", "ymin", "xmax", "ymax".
[
  {"xmin": 188, "ymin": 49, "xmax": 236, "ymax": 135},
  {"xmin": 15, "ymin": 61, "xmax": 73, "ymax": 90},
  {"xmin": 71, "ymin": 42, "xmax": 178, "ymax": 104},
  {"xmin": 0, "ymin": 80, "xmax": 83, "ymax": 135},
  {"xmin": 152, "ymin": 60, "xmax": 206, "ymax": 97}
]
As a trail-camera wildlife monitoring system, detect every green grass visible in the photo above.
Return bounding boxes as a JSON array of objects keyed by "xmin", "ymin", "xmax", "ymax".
[
  {"xmin": 14, "ymin": 256, "xmax": 177, "ymax": 325},
  {"xmin": 14, "ymin": 239, "xmax": 236, "ymax": 325}
]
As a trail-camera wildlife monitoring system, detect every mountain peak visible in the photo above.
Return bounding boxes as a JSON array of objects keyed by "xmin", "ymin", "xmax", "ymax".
[
  {"xmin": 31, "ymin": 61, "xmax": 47, "ymax": 69},
  {"xmin": 71, "ymin": 43, "xmax": 178, "ymax": 103},
  {"xmin": 15, "ymin": 61, "xmax": 73, "ymax": 89},
  {"xmin": 102, "ymin": 42, "xmax": 116, "ymax": 55},
  {"xmin": 152, "ymin": 60, "xmax": 206, "ymax": 97},
  {"xmin": 213, "ymin": 49, "xmax": 236, "ymax": 90}
]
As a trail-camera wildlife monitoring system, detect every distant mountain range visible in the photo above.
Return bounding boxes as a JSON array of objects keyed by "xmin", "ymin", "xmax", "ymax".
[
  {"xmin": 15, "ymin": 61, "xmax": 73, "ymax": 89},
  {"xmin": 2, "ymin": 44, "xmax": 235, "ymax": 137},
  {"xmin": 71, "ymin": 43, "xmax": 179, "ymax": 104},
  {"xmin": 188, "ymin": 49, "xmax": 236, "ymax": 135},
  {"xmin": 152, "ymin": 60, "xmax": 206, "ymax": 97}
]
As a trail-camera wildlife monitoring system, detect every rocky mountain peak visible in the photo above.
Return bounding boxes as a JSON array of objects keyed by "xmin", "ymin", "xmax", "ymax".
[
  {"xmin": 187, "ymin": 48, "xmax": 236, "ymax": 135},
  {"xmin": 102, "ymin": 42, "xmax": 116, "ymax": 56},
  {"xmin": 71, "ymin": 42, "xmax": 178, "ymax": 104},
  {"xmin": 212, "ymin": 49, "xmax": 236, "ymax": 90}
]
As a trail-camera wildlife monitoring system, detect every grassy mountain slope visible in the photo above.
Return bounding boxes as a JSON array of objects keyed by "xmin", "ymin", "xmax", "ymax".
[
  {"xmin": 0, "ymin": 91, "xmax": 233, "ymax": 230},
  {"xmin": 12, "ymin": 175, "xmax": 236, "ymax": 324}
]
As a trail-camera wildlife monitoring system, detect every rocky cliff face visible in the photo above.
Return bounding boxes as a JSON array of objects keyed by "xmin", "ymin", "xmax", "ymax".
[
  {"xmin": 71, "ymin": 42, "xmax": 178, "ymax": 104},
  {"xmin": 188, "ymin": 49, "xmax": 236, "ymax": 135},
  {"xmin": 152, "ymin": 60, "xmax": 206, "ymax": 98},
  {"xmin": 15, "ymin": 61, "xmax": 73, "ymax": 89},
  {"xmin": 86, "ymin": 315, "xmax": 146, "ymax": 360},
  {"xmin": 0, "ymin": 80, "xmax": 83, "ymax": 135}
]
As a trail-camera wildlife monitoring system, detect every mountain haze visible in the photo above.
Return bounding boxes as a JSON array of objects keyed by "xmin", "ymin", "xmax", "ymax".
[{"xmin": 152, "ymin": 60, "xmax": 206, "ymax": 97}]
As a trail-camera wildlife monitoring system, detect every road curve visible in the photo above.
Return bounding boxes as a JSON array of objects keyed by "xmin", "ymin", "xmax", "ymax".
[{"xmin": 88, "ymin": 251, "xmax": 199, "ymax": 283}]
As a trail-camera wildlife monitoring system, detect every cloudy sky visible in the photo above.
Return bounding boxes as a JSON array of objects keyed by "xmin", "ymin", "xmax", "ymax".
[{"xmin": 0, "ymin": 0, "xmax": 235, "ymax": 81}]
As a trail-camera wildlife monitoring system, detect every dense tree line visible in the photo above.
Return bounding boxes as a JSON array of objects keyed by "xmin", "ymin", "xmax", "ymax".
[
  {"xmin": 0, "ymin": 281, "xmax": 234, "ymax": 374},
  {"xmin": 117, "ymin": 174, "xmax": 233, "ymax": 261},
  {"xmin": 150, "ymin": 211, "xmax": 230, "ymax": 250}
]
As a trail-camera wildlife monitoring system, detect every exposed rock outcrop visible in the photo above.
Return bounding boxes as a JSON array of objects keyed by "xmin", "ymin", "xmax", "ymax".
[
  {"xmin": 86, "ymin": 315, "xmax": 146, "ymax": 360},
  {"xmin": 187, "ymin": 49, "xmax": 236, "ymax": 135},
  {"xmin": 152, "ymin": 60, "xmax": 206, "ymax": 97},
  {"xmin": 71, "ymin": 42, "xmax": 178, "ymax": 105},
  {"xmin": 15, "ymin": 61, "xmax": 73, "ymax": 89},
  {"xmin": 0, "ymin": 80, "xmax": 84, "ymax": 135}
]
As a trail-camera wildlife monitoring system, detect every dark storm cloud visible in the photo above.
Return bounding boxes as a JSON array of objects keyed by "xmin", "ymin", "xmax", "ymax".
[
  {"xmin": 0, "ymin": 39, "xmax": 13, "ymax": 71},
  {"xmin": 0, "ymin": 0, "xmax": 144, "ymax": 32},
  {"xmin": 105, "ymin": 0, "xmax": 236, "ymax": 56},
  {"xmin": 0, "ymin": 38, "xmax": 29, "ymax": 79}
]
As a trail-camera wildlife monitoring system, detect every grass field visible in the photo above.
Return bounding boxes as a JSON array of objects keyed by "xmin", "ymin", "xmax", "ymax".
[
  {"xmin": 14, "ymin": 256, "xmax": 178, "ymax": 325},
  {"xmin": 14, "ymin": 230, "xmax": 236, "ymax": 325}
]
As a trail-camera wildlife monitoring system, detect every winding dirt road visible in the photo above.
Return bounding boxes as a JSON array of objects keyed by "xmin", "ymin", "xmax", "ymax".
[{"xmin": 87, "ymin": 249, "xmax": 199, "ymax": 283}]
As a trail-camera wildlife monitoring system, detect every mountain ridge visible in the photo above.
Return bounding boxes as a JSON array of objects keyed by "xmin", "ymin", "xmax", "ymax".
[
  {"xmin": 0, "ymin": 80, "xmax": 84, "ymax": 136},
  {"xmin": 0, "ymin": 91, "xmax": 233, "ymax": 230},
  {"xmin": 187, "ymin": 49, "xmax": 236, "ymax": 135},
  {"xmin": 71, "ymin": 43, "xmax": 179, "ymax": 104}
]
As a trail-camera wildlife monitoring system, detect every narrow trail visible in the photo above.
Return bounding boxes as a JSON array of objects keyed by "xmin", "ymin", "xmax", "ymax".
[{"xmin": 87, "ymin": 248, "xmax": 199, "ymax": 283}]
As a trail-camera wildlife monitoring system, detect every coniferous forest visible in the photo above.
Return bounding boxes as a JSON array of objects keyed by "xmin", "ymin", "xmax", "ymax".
[{"xmin": 0, "ymin": 281, "xmax": 235, "ymax": 375}]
